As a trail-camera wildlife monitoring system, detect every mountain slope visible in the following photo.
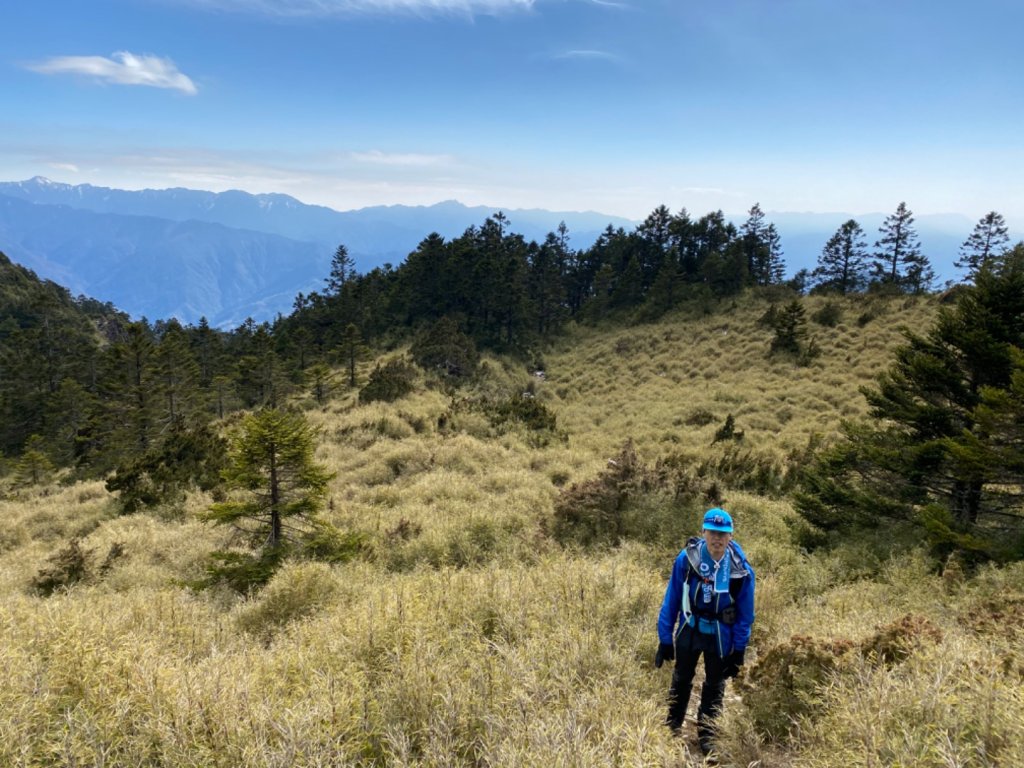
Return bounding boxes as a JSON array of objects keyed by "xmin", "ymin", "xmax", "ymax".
[{"xmin": 0, "ymin": 194, "xmax": 327, "ymax": 326}]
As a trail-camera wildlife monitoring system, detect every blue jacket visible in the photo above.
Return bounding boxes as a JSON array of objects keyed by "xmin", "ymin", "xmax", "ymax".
[{"xmin": 657, "ymin": 537, "xmax": 755, "ymax": 657}]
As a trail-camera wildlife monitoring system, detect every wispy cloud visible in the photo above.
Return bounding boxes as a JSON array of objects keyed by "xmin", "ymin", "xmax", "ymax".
[
  {"xmin": 26, "ymin": 52, "xmax": 197, "ymax": 94},
  {"xmin": 350, "ymin": 150, "xmax": 454, "ymax": 167},
  {"xmin": 49, "ymin": 162, "xmax": 81, "ymax": 173},
  {"xmin": 552, "ymin": 49, "xmax": 621, "ymax": 63},
  {"xmin": 179, "ymin": 0, "xmax": 534, "ymax": 17}
]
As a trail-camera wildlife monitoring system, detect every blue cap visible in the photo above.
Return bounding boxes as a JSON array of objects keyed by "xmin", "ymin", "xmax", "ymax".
[{"xmin": 702, "ymin": 508, "xmax": 733, "ymax": 532}]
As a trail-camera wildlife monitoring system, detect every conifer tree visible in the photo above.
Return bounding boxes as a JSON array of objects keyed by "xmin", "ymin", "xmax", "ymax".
[
  {"xmin": 306, "ymin": 362, "xmax": 337, "ymax": 405},
  {"xmin": 190, "ymin": 316, "xmax": 225, "ymax": 390},
  {"xmin": 871, "ymin": 202, "xmax": 933, "ymax": 292},
  {"xmin": 153, "ymin": 321, "xmax": 200, "ymax": 428},
  {"xmin": 13, "ymin": 434, "xmax": 54, "ymax": 486},
  {"xmin": 812, "ymin": 219, "xmax": 868, "ymax": 294},
  {"xmin": 95, "ymin": 321, "xmax": 157, "ymax": 462},
  {"xmin": 44, "ymin": 378, "xmax": 98, "ymax": 466},
  {"xmin": 741, "ymin": 203, "xmax": 770, "ymax": 285},
  {"xmin": 638, "ymin": 205, "xmax": 673, "ymax": 286},
  {"xmin": 325, "ymin": 243, "xmax": 355, "ymax": 296},
  {"xmin": 410, "ymin": 316, "xmax": 479, "ymax": 380},
  {"xmin": 769, "ymin": 300, "xmax": 809, "ymax": 355},
  {"xmin": 797, "ymin": 244, "xmax": 1024, "ymax": 559},
  {"xmin": 204, "ymin": 408, "xmax": 334, "ymax": 551},
  {"xmin": 336, "ymin": 323, "xmax": 367, "ymax": 387},
  {"xmin": 956, "ymin": 211, "xmax": 1010, "ymax": 281},
  {"xmin": 528, "ymin": 232, "xmax": 569, "ymax": 337},
  {"xmin": 765, "ymin": 223, "xmax": 786, "ymax": 285}
]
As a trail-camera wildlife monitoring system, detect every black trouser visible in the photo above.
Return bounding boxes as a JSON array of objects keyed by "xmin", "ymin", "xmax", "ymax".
[{"xmin": 666, "ymin": 626, "xmax": 728, "ymax": 739}]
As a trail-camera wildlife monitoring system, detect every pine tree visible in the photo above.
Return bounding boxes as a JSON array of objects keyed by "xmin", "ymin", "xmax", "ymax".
[
  {"xmin": 637, "ymin": 205, "xmax": 673, "ymax": 287},
  {"xmin": 769, "ymin": 300, "xmax": 809, "ymax": 355},
  {"xmin": 528, "ymin": 232, "xmax": 569, "ymax": 337},
  {"xmin": 765, "ymin": 223, "xmax": 786, "ymax": 285},
  {"xmin": 13, "ymin": 434, "xmax": 54, "ymax": 486},
  {"xmin": 336, "ymin": 323, "xmax": 367, "ymax": 387},
  {"xmin": 153, "ymin": 321, "xmax": 200, "ymax": 428},
  {"xmin": 306, "ymin": 362, "xmax": 337, "ymax": 405},
  {"xmin": 741, "ymin": 203, "xmax": 770, "ymax": 286},
  {"xmin": 956, "ymin": 211, "xmax": 1010, "ymax": 281},
  {"xmin": 204, "ymin": 408, "xmax": 334, "ymax": 551},
  {"xmin": 325, "ymin": 244, "xmax": 355, "ymax": 296},
  {"xmin": 796, "ymin": 244, "xmax": 1024, "ymax": 559},
  {"xmin": 871, "ymin": 202, "xmax": 933, "ymax": 292},
  {"xmin": 812, "ymin": 219, "xmax": 868, "ymax": 294},
  {"xmin": 96, "ymin": 321, "xmax": 158, "ymax": 462}
]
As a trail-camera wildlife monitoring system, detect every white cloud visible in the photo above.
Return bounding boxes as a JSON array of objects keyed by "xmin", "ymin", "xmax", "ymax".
[
  {"xmin": 553, "ymin": 49, "xmax": 620, "ymax": 62},
  {"xmin": 179, "ymin": 0, "xmax": 533, "ymax": 17},
  {"xmin": 350, "ymin": 150, "xmax": 454, "ymax": 167},
  {"xmin": 26, "ymin": 52, "xmax": 197, "ymax": 95},
  {"xmin": 49, "ymin": 162, "xmax": 81, "ymax": 173}
]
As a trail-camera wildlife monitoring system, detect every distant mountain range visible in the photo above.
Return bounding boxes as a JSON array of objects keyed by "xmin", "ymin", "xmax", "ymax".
[
  {"xmin": 0, "ymin": 177, "xmax": 635, "ymax": 327},
  {"xmin": 0, "ymin": 176, "xmax": 998, "ymax": 327}
]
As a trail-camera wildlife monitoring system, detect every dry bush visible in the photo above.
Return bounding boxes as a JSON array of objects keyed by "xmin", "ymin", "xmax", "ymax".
[
  {"xmin": 738, "ymin": 634, "xmax": 859, "ymax": 742},
  {"xmin": 549, "ymin": 440, "xmax": 695, "ymax": 548},
  {"xmin": 859, "ymin": 613, "xmax": 944, "ymax": 663}
]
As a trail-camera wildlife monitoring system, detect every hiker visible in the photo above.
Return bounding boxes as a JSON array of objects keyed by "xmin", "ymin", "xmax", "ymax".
[{"xmin": 655, "ymin": 507, "xmax": 755, "ymax": 754}]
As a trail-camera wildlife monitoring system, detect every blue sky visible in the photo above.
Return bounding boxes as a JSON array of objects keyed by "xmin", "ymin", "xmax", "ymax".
[{"xmin": 2, "ymin": 0, "xmax": 1022, "ymax": 224}]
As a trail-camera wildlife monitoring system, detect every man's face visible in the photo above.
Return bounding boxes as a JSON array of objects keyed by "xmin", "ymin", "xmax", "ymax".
[{"xmin": 703, "ymin": 528, "xmax": 732, "ymax": 559}]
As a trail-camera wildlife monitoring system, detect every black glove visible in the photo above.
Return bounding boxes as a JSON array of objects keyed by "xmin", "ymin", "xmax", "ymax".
[
  {"xmin": 723, "ymin": 648, "xmax": 746, "ymax": 678},
  {"xmin": 655, "ymin": 642, "xmax": 675, "ymax": 668}
]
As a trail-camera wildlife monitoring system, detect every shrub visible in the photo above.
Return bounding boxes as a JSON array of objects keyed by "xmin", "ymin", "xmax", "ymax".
[
  {"xmin": 769, "ymin": 300, "xmax": 809, "ymax": 356},
  {"xmin": 302, "ymin": 522, "xmax": 369, "ymax": 564},
  {"xmin": 410, "ymin": 316, "xmax": 479, "ymax": 380},
  {"xmin": 359, "ymin": 359, "xmax": 417, "ymax": 404},
  {"xmin": 698, "ymin": 444, "xmax": 787, "ymax": 494},
  {"xmin": 31, "ymin": 539, "xmax": 127, "ymax": 595},
  {"xmin": 550, "ymin": 441, "xmax": 693, "ymax": 548},
  {"xmin": 488, "ymin": 394, "xmax": 557, "ymax": 433},
  {"xmin": 712, "ymin": 414, "xmax": 744, "ymax": 443},
  {"xmin": 106, "ymin": 422, "xmax": 227, "ymax": 514},
  {"xmin": 235, "ymin": 561, "xmax": 340, "ymax": 639},
  {"xmin": 386, "ymin": 517, "xmax": 423, "ymax": 543},
  {"xmin": 551, "ymin": 441, "xmax": 642, "ymax": 547},
  {"xmin": 738, "ymin": 634, "xmax": 857, "ymax": 742},
  {"xmin": 860, "ymin": 614, "xmax": 943, "ymax": 663},
  {"xmin": 190, "ymin": 547, "xmax": 287, "ymax": 594},
  {"xmin": 811, "ymin": 301, "xmax": 843, "ymax": 327},
  {"xmin": 684, "ymin": 408, "xmax": 716, "ymax": 427},
  {"xmin": 31, "ymin": 538, "xmax": 94, "ymax": 595}
]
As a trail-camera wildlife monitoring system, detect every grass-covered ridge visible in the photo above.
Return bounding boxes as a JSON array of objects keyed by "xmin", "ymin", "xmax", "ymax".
[{"xmin": 1, "ymin": 292, "xmax": 1022, "ymax": 767}]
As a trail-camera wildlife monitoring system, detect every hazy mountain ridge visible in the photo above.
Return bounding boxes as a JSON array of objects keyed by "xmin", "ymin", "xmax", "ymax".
[
  {"xmin": 0, "ymin": 178, "xmax": 639, "ymax": 326},
  {"xmin": 0, "ymin": 177, "xmax": 634, "ymax": 258},
  {"xmin": 0, "ymin": 177, "xmax": 998, "ymax": 327},
  {"xmin": 0, "ymin": 194, "xmax": 327, "ymax": 326}
]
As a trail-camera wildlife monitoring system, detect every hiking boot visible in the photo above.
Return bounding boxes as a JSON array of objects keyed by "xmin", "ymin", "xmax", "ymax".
[{"xmin": 697, "ymin": 721, "xmax": 715, "ymax": 755}]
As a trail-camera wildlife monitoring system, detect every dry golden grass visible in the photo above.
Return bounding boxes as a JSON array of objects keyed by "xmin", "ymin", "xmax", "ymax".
[{"xmin": 1, "ymin": 292, "xmax": 1021, "ymax": 767}]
